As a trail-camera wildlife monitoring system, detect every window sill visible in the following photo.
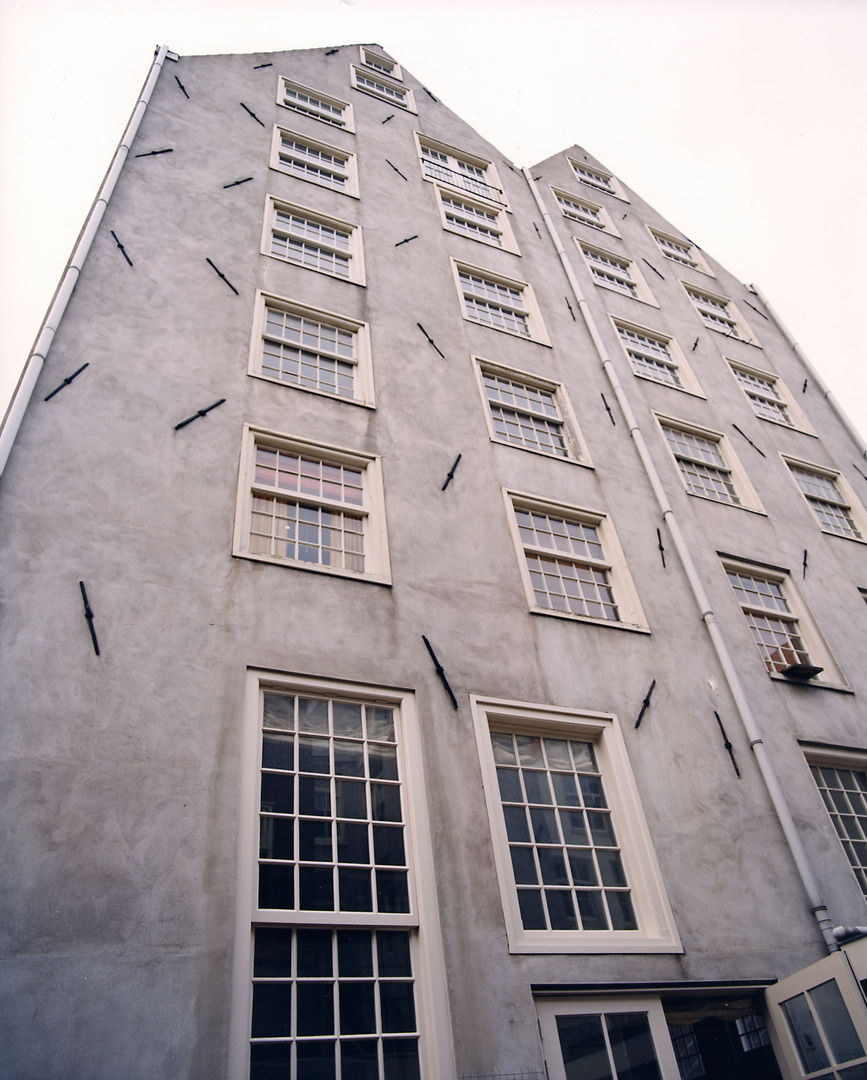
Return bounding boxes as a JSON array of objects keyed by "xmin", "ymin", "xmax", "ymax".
[
  {"xmin": 248, "ymin": 372, "xmax": 375, "ymax": 409},
  {"xmin": 464, "ymin": 316, "xmax": 551, "ymax": 347},
  {"xmin": 684, "ymin": 491, "xmax": 766, "ymax": 515},
  {"xmin": 233, "ymin": 550, "xmax": 391, "ymax": 586},
  {"xmin": 817, "ymin": 528, "xmax": 867, "ymax": 546},
  {"xmin": 530, "ymin": 608, "xmax": 650, "ymax": 634},
  {"xmin": 261, "ymin": 249, "xmax": 366, "ymax": 287},
  {"xmin": 490, "ymin": 437, "xmax": 592, "ymax": 468},
  {"xmin": 631, "ymin": 372, "xmax": 706, "ymax": 399},
  {"xmin": 506, "ymin": 929, "xmax": 682, "ymax": 955},
  {"xmin": 769, "ymin": 673, "xmax": 853, "ymax": 694}
]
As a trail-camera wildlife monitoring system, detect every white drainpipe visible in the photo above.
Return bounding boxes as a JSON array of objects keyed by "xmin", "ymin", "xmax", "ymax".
[
  {"xmin": 0, "ymin": 44, "xmax": 171, "ymax": 478},
  {"xmin": 523, "ymin": 167, "xmax": 837, "ymax": 953}
]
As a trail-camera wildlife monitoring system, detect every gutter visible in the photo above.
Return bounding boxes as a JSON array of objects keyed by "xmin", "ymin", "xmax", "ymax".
[
  {"xmin": 0, "ymin": 44, "xmax": 171, "ymax": 478},
  {"xmin": 523, "ymin": 167, "xmax": 837, "ymax": 953}
]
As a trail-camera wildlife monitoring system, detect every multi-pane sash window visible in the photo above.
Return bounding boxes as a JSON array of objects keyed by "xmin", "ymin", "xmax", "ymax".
[
  {"xmin": 266, "ymin": 201, "xmax": 362, "ymax": 282},
  {"xmin": 685, "ymin": 285, "xmax": 748, "ymax": 339},
  {"xmin": 256, "ymin": 297, "xmax": 369, "ymax": 401},
  {"xmin": 581, "ymin": 244, "xmax": 640, "ymax": 298},
  {"xmin": 250, "ymin": 926, "xmax": 420, "ymax": 1079},
  {"xmin": 555, "ymin": 190, "xmax": 608, "ymax": 231},
  {"xmin": 456, "ymin": 264, "xmax": 545, "ymax": 340},
  {"xmin": 240, "ymin": 678, "xmax": 437, "ymax": 1080},
  {"xmin": 649, "ymin": 228, "xmax": 705, "ymax": 271},
  {"xmin": 418, "ymin": 139, "xmax": 505, "ymax": 205},
  {"xmin": 471, "ymin": 698, "xmax": 679, "ymax": 955},
  {"xmin": 661, "ymin": 423, "xmax": 739, "ymax": 504},
  {"xmin": 250, "ymin": 446, "xmax": 365, "ymax": 572},
  {"xmin": 489, "ymin": 730, "xmax": 637, "ymax": 932},
  {"xmin": 786, "ymin": 461, "xmax": 863, "ymax": 540},
  {"xmin": 569, "ymin": 160, "xmax": 616, "ymax": 195},
  {"xmin": 438, "ymin": 191, "xmax": 505, "ymax": 247},
  {"xmin": 350, "ymin": 67, "xmax": 415, "ymax": 111},
  {"xmin": 481, "ymin": 367, "xmax": 573, "ymax": 458},
  {"xmin": 516, "ymin": 507, "xmax": 618, "ymax": 622},
  {"xmin": 616, "ymin": 323, "xmax": 682, "ymax": 388},
  {"xmin": 810, "ymin": 761, "xmax": 867, "ymax": 900},
  {"xmin": 359, "ymin": 47, "xmax": 402, "ymax": 79},
  {"xmin": 726, "ymin": 567, "xmax": 812, "ymax": 675},
  {"xmin": 279, "ymin": 78, "xmax": 352, "ymax": 129},
  {"xmin": 272, "ymin": 128, "xmax": 357, "ymax": 195},
  {"xmin": 257, "ymin": 691, "xmax": 409, "ymax": 917},
  {"xmin": 236, "ymin": 429, "xmax": 389, "ymax": 581},
  {"xmin": 731, "ymin": 363, "xmax": 794, "ymax": 426}
]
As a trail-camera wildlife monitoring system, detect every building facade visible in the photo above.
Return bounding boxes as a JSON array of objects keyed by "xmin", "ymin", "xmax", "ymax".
[{"xmin": 1, "ymin": 43, "xmax": 867, "ymax": 1080}]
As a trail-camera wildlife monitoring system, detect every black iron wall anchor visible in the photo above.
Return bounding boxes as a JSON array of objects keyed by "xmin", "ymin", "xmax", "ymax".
[
  {"xmin": 802, "ymin": 548, "xmax": 809, "ymax": 579},
  {"xmin": 240, "ymin": 102, "xmax": 265, "ymax": 126},
  {"xmin": 642, "ymin": 257, "xmax": 665, "ymax": 280},
  {"xmin": 110, "ymin": 230, "xmax": 133, "ymax": 267},
  {"xmin": 44, "ymin": 363, "xmax": 89, "ymax": 401},
  {"xmin": 394, "ymin": 235, "xmax": 418, "ymax": 247},
  {"xmin": 634, "ymin": 679, "xmax": 656, "ymax": 729},
  {"xmin": 385, "ymin": 159, "xmax": 408, "ymax": 181},
  {"xmin": 600, "ymin": 392, "xmax": 616, "ymax": 425},
  {"xmin": 441, "ymin": 453, "xmax": 462, "ymax": 491},
  {"xmin": 174, "ymin": 399, "xmax": 226, "ymax": 431},
  {"xmin": 714, "ymin": 711, "xmax": 741, "ymax": 778},
  {"xmin": 731, "ymin": 423, "xmax": 766, "ymax": 457},
  {"xmin": 205, "ymin": 258, "xmax": 239, "ymax": 295},
  {"xmin": 421, "ymin": 635, "xmax": 458, "ymax": 710},
  {"xmin": 417, "ymin": 323, "xmax": 445, "ymax": 359},
  {"xmin": 656, "ymin": 528, "xmax": 666, "ymax": 569},
  {"xmin": 223, "ymin": 177, "xmax": 254, "ymax": 189},
  {"xmin": 174, "ymin": 75, "xmax": 190, "ymax": 99},
  {"xmin": 79, "ymin": 581, "xmax": 100, "ymax": 656},
  {"xmin": 134, "ymin": 148, "xmax": 173, "ymax": 158}
]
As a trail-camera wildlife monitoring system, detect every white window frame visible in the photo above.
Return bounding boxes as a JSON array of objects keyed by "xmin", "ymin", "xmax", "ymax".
[
  {"xmin": 656, "ymin": 414, "xmax": 763, "ymax": 512},
  {"xmin": 504, "ymin": 490, "xmax": 649, "ymax": 632},
  {"xmin": 765, "ymin": 941, "xmax": 867, "ymax": 1080},
  {"xmin": 228, "ymin": 671, "xmax": 454, "ymax": 1080},
  {"xmin": 552, "ymin": 187, "xmax": 619, "ymax": 236},
  {"xmin": 684, "ymin": 283, "xmax": 756, "ymax": 343},
  {"xmin": 358, "ymin": 46, "xmax": 402, "ymax": 80},
  {"xmin": 566, "ymin": 157, "xmax": 628, "ymax": 201},
  {"xmin": 249, "ymin": 292, "xmax": 374, "ymax": 407},
  {"xmin": 473, "ymin": 358, "xmax": 590, "ymax": 464},
  {"xmin": 350, "ymin": 66, "xmax": 416, "ymax": 112},
  {"xmin": 804, "ymin": 744, "xmax": 867, "ymax": 904},
  {"xmin": 277, "ymin": 76, "xmax": 354, "ymax": 131},
  {"xmin": 270, "ymin": 126, "xmax": 359, "ymax": 197},
  {"xmin": 233, "ymin": 425, "xmax": 390, "ymax": 583},
  {"xmin": 611, "ymin": 318, "xmax": 704, "ymax": 396},
  {"xmin": 452, "ymin": 260, "xmax": 550, "ymax": 345},
  {"xmin": 783, "ymin": 456, "xmax": 867, "ymax": 542},
  {"xmin": 648, "ymin": 227, "xmax": 711, "ymax": 274},
  {"xmin": 578, "ymin": 240, "xmax": 657, "ymax": 305},
  {"xmin": 720, "ymin": 555, "xmax": 847, "ymax": 688},
  {"xmin": 415, "ymin": 133, "xmax": 508, "ymax": 208},
  {"xmin": 470, "ymin": 695, "xmax": 680, "ymax": 955},
  {"xmin": 536, "ymin": 995, "xmax": 681, "ymax": 1079},
  {"xmin": 728, "ymin": 359, "xmax": 813, "ymax": 433},
  {"xmin": 433, "ymin": 184, "xmax": 519, "ymax": 253},
  {"xmin": 261, "ymin": 197, "xmax": 366, "ymax": 285}
]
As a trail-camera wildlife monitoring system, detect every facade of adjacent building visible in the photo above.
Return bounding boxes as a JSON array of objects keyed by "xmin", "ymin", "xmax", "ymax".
[{"xmin": 1, "ymin": 43, "xmax": 867, "ymax": 1080}]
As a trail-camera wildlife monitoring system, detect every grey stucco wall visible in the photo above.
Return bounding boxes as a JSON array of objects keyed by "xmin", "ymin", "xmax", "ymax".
[{"xmin": 1, "ymin": 44, "xmax": 865, "ymax": 1079}]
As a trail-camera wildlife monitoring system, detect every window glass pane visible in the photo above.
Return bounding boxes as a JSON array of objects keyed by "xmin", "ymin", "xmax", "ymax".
[
  {"xmin": 606, "ymin": 1011, "xmax": 663, "ymax": 1080},
  {"xmin": 781, "ymin": 992, "xmax": 831, "ymax": 1072},
  {"xmin": 810, "ymin": 979, "xmax": 865, "ymax": 1063},
  {"xmin": 555, "ymin": 1013, "xmax": 614, "ymax": 1080}
]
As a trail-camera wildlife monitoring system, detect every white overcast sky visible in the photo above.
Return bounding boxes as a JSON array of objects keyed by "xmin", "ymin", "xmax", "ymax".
[{"xmin": 2, "ymin": 0, "xmax": 866, "ymax": 444}]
